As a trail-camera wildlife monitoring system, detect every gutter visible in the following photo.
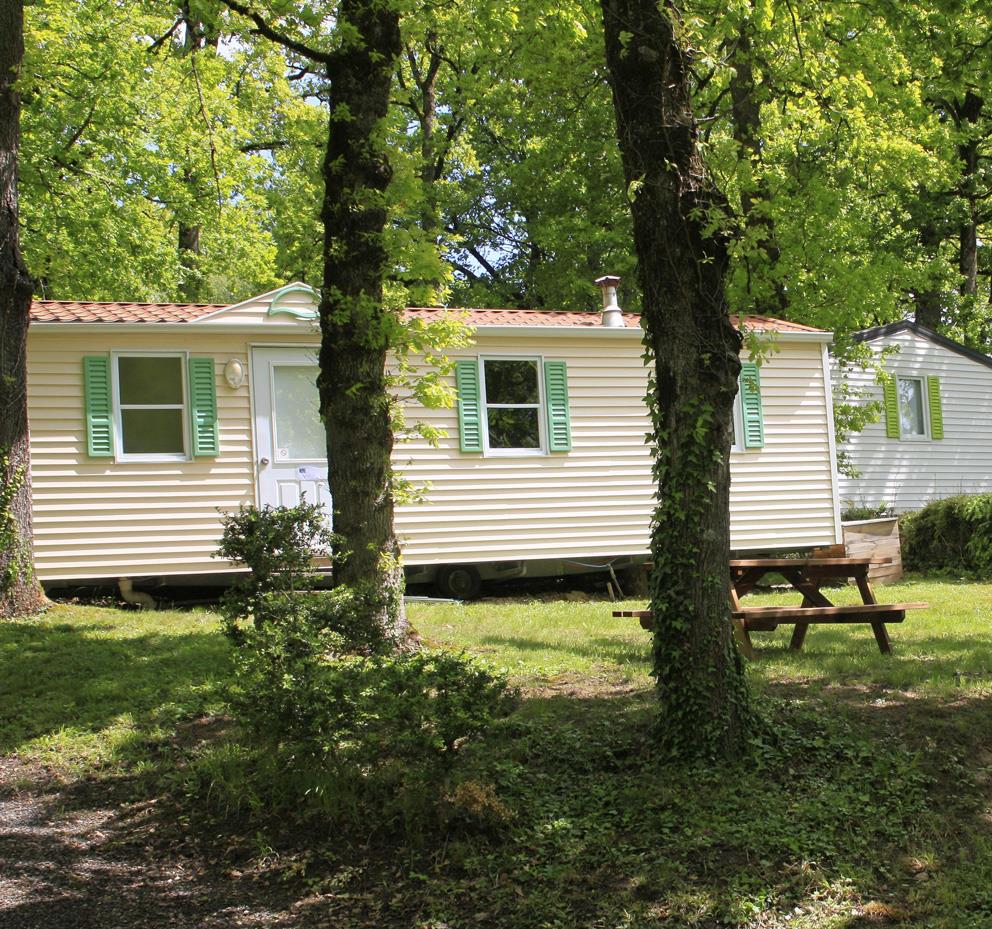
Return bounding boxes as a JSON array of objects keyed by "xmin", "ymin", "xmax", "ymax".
[{"xmin": 29, "ymin": 321, "xmax": 833, "ymax": 343}]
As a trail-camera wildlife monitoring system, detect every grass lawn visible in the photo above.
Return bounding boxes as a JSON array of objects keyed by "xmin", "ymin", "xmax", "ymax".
[{"xmin": 2, "ymin": 577, "xmax": 992, "ymax": 928}]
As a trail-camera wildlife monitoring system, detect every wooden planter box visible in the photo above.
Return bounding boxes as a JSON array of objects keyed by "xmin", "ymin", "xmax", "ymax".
[{"xmin": 841, "ymin": 518, "xmax": 903, "ymax": 584}]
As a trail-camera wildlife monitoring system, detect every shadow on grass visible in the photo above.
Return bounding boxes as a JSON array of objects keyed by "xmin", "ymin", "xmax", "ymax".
[
  {"xmin": 480, "ymin": 622, "xmax": 992, "ymax": 690},
  {"xmin": 0, "ymin": 618, "xmax": 231, "ymax": 756}
]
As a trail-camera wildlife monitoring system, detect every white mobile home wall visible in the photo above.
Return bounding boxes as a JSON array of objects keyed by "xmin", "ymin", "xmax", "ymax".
[{"xmin": 838, "ymin": 323, "xmax": 992, "ymax": 512}]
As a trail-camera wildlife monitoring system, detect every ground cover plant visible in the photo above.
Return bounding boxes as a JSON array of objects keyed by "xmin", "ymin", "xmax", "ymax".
[{"xmin": 1, "ymin": 577, "xmax": 991, "ymax": 927}]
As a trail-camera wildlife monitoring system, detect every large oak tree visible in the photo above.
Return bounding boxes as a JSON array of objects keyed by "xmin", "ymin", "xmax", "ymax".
[
  {"xmin": 220, "ymin": 0, "xmax": 410, "ymax": 640},
  {"xmin": 0, "ymin": 0, "xmax": 41, "ymax": 617},
  {"xmin": 600, "ymin": 0, "xmax": 753, "ymax": 758}
]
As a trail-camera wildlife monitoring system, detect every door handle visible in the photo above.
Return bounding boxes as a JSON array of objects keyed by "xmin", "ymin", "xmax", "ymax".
[{"xmin": 259, "ymin": 457, "xmax": 270, "ymax": 467}]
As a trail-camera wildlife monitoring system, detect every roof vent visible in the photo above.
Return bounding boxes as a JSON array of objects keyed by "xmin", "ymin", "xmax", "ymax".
[{"xmin": 595, "ymin": 275, "xmax": 624, "ymax": 327}]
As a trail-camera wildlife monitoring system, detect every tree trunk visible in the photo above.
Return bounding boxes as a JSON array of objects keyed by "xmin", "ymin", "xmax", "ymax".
[
  {"xmin": 956, "ymin": 92, "xmax": 983, "ymax": 299},
  {"xmin": 914, "ymin": 218, "xmax": 944, "ymax": 329},
  {"xmin": 728, "ymin": 7, "xmax": 786, "ymax": 316},
  {"xmin": 318, "ymin": 0, "xmax": 408, "ymax": 642},
  {"xmin": 600, "ymin": 0, "xmax": 753, "ymax": 758},
  {"xmin": 178, "ymin": 219, "xmax": 202, "ymax": 302},
  {"xmin": 0, "ymin": 0, "xmax": 42, "ymax": 617}
]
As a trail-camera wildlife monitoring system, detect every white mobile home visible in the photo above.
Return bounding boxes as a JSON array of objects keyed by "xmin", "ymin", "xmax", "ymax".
[
  {"xmin": 837, "ymin": 321, "xmax": 992, "ymax": 513},
  {"xmin": 27, "ymin": 284, "xmax": 842, "ymax": 592}
]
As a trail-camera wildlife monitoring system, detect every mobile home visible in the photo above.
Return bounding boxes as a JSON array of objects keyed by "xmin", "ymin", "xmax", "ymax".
[
  {"xmin": 27, "ymin": 284, "xmax": 842, "ymax": 595},
  {"xmin": 837, "ymin": 320, "xmax": 992, "ymax": 513}
]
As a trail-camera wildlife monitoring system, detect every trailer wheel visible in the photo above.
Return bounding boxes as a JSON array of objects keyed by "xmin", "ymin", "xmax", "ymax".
[{"xmin": 436, "ymin": 564, "xmax": 482, "ymax": 600}]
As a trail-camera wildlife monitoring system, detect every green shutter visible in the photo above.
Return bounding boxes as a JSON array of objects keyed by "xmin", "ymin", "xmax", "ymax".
[
  {"xmin": 83, "ymin": 356, "xmax": 114, "ymax": 457},
  {"xmin": 883, "ymin": 379, "xmax": 900, "ymax": 438},
  {"xmin": 739, "ymin": 361, "xmax": 765, "ymax": 449},
  {"xmin": 188, "ymin": 357, "xmax": 219, "ymax": 456},
  {"xmin": 455, "ymin": 359, "xmax": 483, "ymax": 452},
  {"xmin": 927, "ymin": 375, "xmax": 944, "ymax": 439},
  {"xmin": 543, "ymin": 360, "xmax": 572, "ymax": 452}
]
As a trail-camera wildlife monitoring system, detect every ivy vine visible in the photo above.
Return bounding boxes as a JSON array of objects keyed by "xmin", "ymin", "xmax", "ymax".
[
  {"xmin": 0, "ymin": 450, "xmax": 31, "ymax": 595},
  {"xmin": 642, "ymin": 348, "xmax": 755, "ymax": 760}
]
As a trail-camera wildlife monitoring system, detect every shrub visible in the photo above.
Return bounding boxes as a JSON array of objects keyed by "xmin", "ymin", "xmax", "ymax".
[
  {"xmin": 841, "ymin": 501, "xmax": 893, "ymax": 522},
  {"xmin": 210, "ymin": 501, "xmax": 515, "ymax": 830},
  {"xmin": 212, "ymin": 623, "xmax": 515, "ymax": 828},
  {"xmin": 901, "ymin": 494, "xmax": 992, "ymax": 575},
  {"xmin": 218, "ymin": 500, "xmax": 333, "ymax": 630}
]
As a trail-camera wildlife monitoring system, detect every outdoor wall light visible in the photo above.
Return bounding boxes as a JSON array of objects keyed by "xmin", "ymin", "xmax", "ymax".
[{"xmin": 224, "ymin": 358, "xmax": 245, "ymax": 389}]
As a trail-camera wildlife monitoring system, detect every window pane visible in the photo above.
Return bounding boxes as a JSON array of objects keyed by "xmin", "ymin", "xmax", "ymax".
[
  {"xmin": 273, "ymin": 365, "xmax": 325, "ymax": 460},
  {"xmin": 898, "ymin": 379, "xmax": 925, "ymax": 436},
  {"xmin": 488, "ymin": 408, "xmax": 540, "ymax": 449},
  {"xmin": 484, "ymin": 360, "xmax": 539, "ymax": 404},
  {"xmin": 119, "ymin": 356, "xmax": 183, "ymax": 405},
  {"xmin": 121, "ymin": 408, "xmax": 184, "ymax": 454}
]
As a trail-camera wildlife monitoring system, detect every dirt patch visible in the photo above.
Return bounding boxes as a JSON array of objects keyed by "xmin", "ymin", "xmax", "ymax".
[{"xmin": 0, "ymin": 756, "xmax": 302, "ymax": 929}]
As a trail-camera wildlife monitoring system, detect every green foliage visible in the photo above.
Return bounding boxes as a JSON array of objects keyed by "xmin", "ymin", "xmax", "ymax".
[
  {"xmin": 217, "ymin": 501, "xmax": 334, "ymax": 632},
  {"xmin": 212, "ymin": 499, "xmax": 514, "ymax": 829},
  {"xmin": 20, "ymin": 0, "xmax": 291, "ymax": 301},
  {"xmin": 841, "ymin": 501, "xmax": 893, "ymax": 522},
  {"xmin": 210, "ymin": 632, "xmax": 514, "ymax": 829},
  {"xmin": 901, "ymin": 493, "xmax": 992, "ymax": 575}
]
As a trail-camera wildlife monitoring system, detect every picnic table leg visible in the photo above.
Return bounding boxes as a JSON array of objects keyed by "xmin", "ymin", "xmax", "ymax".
[
  {"xmin": 789, "ymin": 623, "xmax": 809, "ymax": 651},
  {"xmin": 732, "ymin": 619, "xmax": 756, "ymax": 660},
  {"xmin": 729, "ymin": 585, "xmax": 756, "ymax": 660},
  {"xmin": 856, "ymin": 569, "xmax": 893, "ymax": 654},
  {"xmin": 870, "ymin": 621, "xmax": 892, "ymax": 654},
  {"xmin": 780, "ymin": 566, "xmax": 832, "ymax": 652}
]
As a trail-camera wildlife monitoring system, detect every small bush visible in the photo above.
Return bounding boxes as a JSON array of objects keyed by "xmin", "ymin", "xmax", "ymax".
[
  {"xmin": 901, "ymin": 493, "xmax": 992, "ymax": 575},
  {"xmin": 209, "ymin": 631, "xmax": 514, "ymax": 829},
  {"xmin": 210, "ymin": 501, "xmax": 515, "ymax": 831},
  {"xmin": 841, "ymin": 501, "xmax": 893, "ymax": 522}
]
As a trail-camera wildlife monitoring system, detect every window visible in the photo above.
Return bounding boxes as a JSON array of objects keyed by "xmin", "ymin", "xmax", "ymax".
[
  {"xmin": 114, "ymin": 354, "xmax": 188, "ymax": 459},
  {"xmin": 730, "ymin": 393, "xmax": 745, "ymax": 452},
  {"xmin": 272, "ymin": 364, "xmax": 325, "ymax": 461},
  {"xmin": 883, "ymin": 373, "xmax": 943, "ymax": 441},
  {"xmin": 481, "ymin": 358, "xmax": 544, "ymax": 452},
  {"xmin": 897, "ymin": 376, "xmax": 927, "ymax": 438}
]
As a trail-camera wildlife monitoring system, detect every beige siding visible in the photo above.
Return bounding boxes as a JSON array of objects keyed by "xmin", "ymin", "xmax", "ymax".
[
  {"xmin": 29, "ymin": 331, "xmax": 258, "ymax": 580},
  {"xmin": 396, "ymin": 334, "xmax": 840, "ymax": 564},
  {"xmin": 27, "ymin": 323, "xmax": 840, "ymax": 582}
]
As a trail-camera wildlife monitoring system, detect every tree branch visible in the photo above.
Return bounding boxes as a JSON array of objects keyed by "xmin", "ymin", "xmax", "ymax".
[{"xmin": 217, "ymin": 0, "xmax": 332, "ymax": 64}]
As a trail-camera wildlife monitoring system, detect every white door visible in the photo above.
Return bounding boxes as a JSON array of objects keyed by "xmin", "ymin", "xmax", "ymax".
[{"xmin": 251, "ymin": 347, "xmax": 332, "ymax": 513}]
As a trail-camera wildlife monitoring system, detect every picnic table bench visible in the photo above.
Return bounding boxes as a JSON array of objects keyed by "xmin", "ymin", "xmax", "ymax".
[{"xmin": 613, "ymin": 556, "xmax": 927, "ymax": 658}]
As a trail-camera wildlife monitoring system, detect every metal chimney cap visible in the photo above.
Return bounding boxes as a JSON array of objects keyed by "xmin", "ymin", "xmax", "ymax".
[{"xmin": 596, "ymin": 275, "xmax": 625, "ymax": 327}]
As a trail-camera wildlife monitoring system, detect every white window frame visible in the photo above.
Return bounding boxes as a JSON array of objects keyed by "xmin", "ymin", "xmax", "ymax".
[
  {"xmin": 896, "ymin": 375, "xmax": 930, "ymax": 441},
  {"xmin": 730, "ymin": 392, "xmax": 745, "ymax": 453},
  {"xmin": 479, "ymin": 355, "xmax": 547, "ymax": 456},
  {"xmin": 112, "ymin": 351, "xmax": 190, "ymax": 462}
]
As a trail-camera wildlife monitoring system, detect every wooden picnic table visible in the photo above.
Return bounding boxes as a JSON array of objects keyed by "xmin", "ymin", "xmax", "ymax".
[{"xmin": 613, "ymin": 556, "xmax": 927, "ymax": 659}]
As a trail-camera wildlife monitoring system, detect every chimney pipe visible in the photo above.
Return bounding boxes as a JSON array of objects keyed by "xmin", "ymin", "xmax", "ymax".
[{"xmin": 595, "ymin": 275, "xmax": 624, "ymax": 327}]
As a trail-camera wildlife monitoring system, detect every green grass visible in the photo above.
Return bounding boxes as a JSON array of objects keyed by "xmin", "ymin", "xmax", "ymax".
[
  {"xmin": 0, "ymin": 602, "xmax": 230, "ymax": 773},
  {"xmin": 3, "ymin": 579, "xmax": 992, "ymax": 927},
  {"xmin": 414, "ymin": 576, "xmax": 992, "ymax": 693}
]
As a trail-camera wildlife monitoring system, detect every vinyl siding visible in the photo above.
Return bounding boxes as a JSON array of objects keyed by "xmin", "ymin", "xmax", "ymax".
[
  {"xmin": 395, "ymin": 334, "xmax": 840, "ymax": 565},
  {"xmin": 27, "ymin": 326, "xmax": 840, "ymax": 581},
  {"xmin": 837, "ymin": 329, "xmax": 992, "ymax": 512}
]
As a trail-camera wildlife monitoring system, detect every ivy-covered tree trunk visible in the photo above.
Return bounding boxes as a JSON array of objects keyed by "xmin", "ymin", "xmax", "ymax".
[
  {"xmin": 600, "ymin": 0, "xmax": 753, "ymax": 758},
  {"xmin": 317, "ymin": 0, "xmax": 409, "ymax": 642},
  {"xmin": 0, "ymin": 0, "xmax": 41, "ymax": 617}
]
